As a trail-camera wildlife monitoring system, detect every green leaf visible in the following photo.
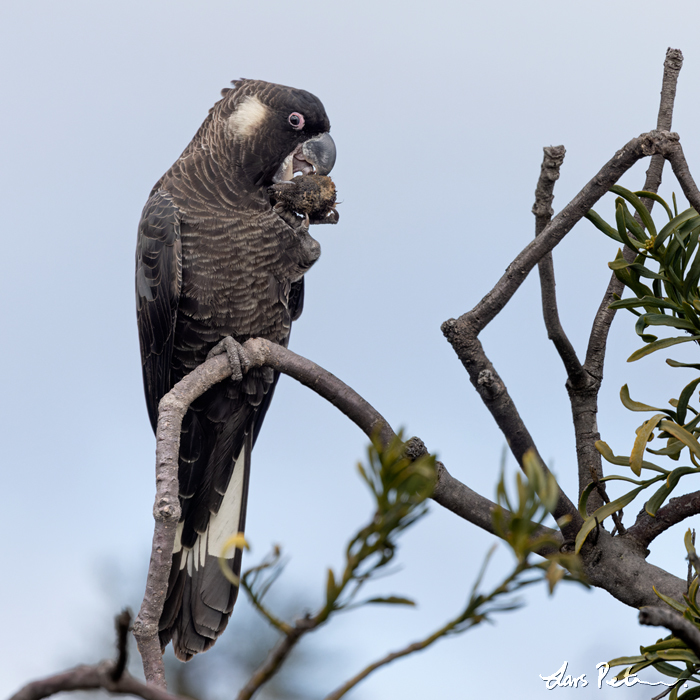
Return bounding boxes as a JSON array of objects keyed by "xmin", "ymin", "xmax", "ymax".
[
  {"xmin": 628, "ymin": 336, "xmax": 700, "ymax": 362},
  {"xmin": 620, "ymin": 385, "xmax": 670, "ymax": 413},
  {"xmin": 668, "ymin": 359, "xmax": 700, "ymax": 370},
  {"xmin": 595, "ymin": 439, "xmax": 667, "ymax": 473},
  {"xmin": 326, "ymin": 568, "xmax": 337, "ymax": 602},
  {"xmin": 585, "ymin": 209, "xmax": 624, "ymax": 243},
  {"xmin": 656, "ymin": 207, "xmax": 700, "ymax": 250},
  {"xmin": 655, "ymin": 649, "xmax": 700, "ymax": 664},
  {"xmin": 607, "ymin": 655, "xmax": 648, "ymax": 667},
  {"xmin": 659, "ymin": 420, "xmax": 700, "ymax": 459},
  {"xmin": 645, "ymin": 467, "xmax": 699, "ymax": 516},
  {"xmin": 636, "ymin": 190, "xmax": 674, "ymax": 221},
  {"xmin": 615, "ymin": 202, "xmax": 644, "ymax": 251},
  {"xmin": 610, "ymin": 297, "xmax": 682, "ymax": 312},
  {"xmin": 643, "ymin": 638, "xmax": 689, "ymax": 653},
  {"xmin": 641, "ymin": 315, "xmax": 697, "ymax": 332},
  {"xmin": 631, "ymin": 414, "xmax": 665, "ymax": 476},
  {"xmin": 611, "ymin": 185, "xmax": 658, "ymax": 237},
  {"xmin": 676, "ymin": 377, "xmax": 700, "ymax": 425},
  {"xmin": 678, "ymin": 686, "xmax": 700, "ymax": 700},
  {"xmin": 575, "ymin": 486, "xmax": 647, "ymax": 552},
  {"xmin": 364, "ymin": 596, "xmax": 416, "ymax": 606},
  {"xmin": 654, "ymin": 587, "xmax": 688, "ymax": 613},
  {"xmin": 623, "ymin": 205, "xmax": 650, "ymax": 242}
]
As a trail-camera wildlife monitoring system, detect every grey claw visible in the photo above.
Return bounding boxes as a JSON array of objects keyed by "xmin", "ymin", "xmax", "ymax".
[{"xmin": 207, "ymin": 336, "xmax": 246, "ymax": 381}]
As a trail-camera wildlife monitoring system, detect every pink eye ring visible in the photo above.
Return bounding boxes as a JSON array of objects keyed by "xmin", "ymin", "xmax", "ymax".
[{"xmin": 288, "ymin": 112, "xmax": 305, "ymax": 130}]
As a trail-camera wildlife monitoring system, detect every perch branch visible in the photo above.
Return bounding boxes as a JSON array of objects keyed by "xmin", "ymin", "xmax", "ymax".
[{"xmin": 133, "ymin": 339, "xmax": 514, "ymax": 686}]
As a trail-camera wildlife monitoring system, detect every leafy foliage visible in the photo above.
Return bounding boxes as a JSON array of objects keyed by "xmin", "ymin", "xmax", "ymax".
[
  {"xmin": 606, "ymin": 531, "xmax": 700, "ymax": 699},
  {"xmin": 578, "ymin": 189, "xmax": 700, "ymax": 550},
  {"xmin": 235, "ymin": 438, "xmax": 585, "ymax": 699}
]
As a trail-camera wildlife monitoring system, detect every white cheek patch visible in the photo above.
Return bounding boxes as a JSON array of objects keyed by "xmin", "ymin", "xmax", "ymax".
[{"xmin": 227, "ymin": 96, "xmax": 268, "ymax": 138}]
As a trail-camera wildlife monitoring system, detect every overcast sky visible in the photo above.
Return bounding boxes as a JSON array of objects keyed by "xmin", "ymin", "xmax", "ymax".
[{"xmin": 4, "ymin": 1, "xmax": 700, "ymax": 698}]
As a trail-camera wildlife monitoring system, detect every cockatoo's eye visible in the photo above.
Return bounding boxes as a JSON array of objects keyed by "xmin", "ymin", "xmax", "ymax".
[{"xmin": 288, "ymin": 112, "xmax": 305, "ymax": 130}]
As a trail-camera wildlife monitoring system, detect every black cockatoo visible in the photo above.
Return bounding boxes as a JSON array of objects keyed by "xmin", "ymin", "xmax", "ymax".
[{"xmin": 135, "ymin": 79, "xmax": 337, "ymax": 660}]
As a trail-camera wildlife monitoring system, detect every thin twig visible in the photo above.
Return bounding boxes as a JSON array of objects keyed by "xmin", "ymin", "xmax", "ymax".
[
  {"xmin": 8, "ymin": 665, "xmax": 185, "ymax": 700},
  {"xmin": 9, "ymin": 612, "xmax": 182, "ymax": 700},
  {"xmin": 534, "ymin": 145, "xmax": 587, "ymax": 387},
  {"xmin": 235, "ymin": 619, "xmax": 315, "ymax": 700},
  {"xmin": 578, "ymin": 50, "xmax": 684, "ymax": 509},
  {"xmin": 111, "ymin": 609, "xmax": 131, "ymax": 682}
]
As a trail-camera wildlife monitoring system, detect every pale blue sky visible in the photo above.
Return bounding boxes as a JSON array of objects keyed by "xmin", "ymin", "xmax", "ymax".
[{"xmin": 3, "ymin": 1, "xmax": 700, "ymax": 698}]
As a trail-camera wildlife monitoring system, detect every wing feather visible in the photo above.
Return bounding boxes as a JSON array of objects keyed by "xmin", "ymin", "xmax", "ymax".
[{"xmin": 135, "ymin": 191, "xmax": 182, "ymax": 430}]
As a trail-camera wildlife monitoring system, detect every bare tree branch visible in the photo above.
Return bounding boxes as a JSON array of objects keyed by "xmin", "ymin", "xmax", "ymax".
[
  {"xmin": 449, "ymin": 132, "xmax": 676, "ymax": 337},
  {"xmin": 585, "ymin": 49, "xmax": 684, "ymax": 381},
  {"xmin": 576, "ymin": 51, "xmax": 685, "ymax": 512},
  {"xmin": 627, "ymin": 491, "xmax": 700, "ymax": 549},
  {"xmin": 235, "ymin": 618, "xmax": 315, "ymax": 700},
  {"xmin": 534, "ymin": 145, "xmax": 587, "ymax": 386},
  {"xmin": 8, "ymin": 665, "xmax": 186, "ymax": 700},
  {"xmin": 441, "ymin": 130, "xmax": 692, "ymax": 532},
  {"xmin": 639, "ymin": 606, "xmax": 700, "ymax": 660},
  {"xmin": 8, "ymin": 666, "xmax": 186, "ymax": 700},
  {"xmin": 9, "ymin": 611, "xmax": 184, "ymax": 700},
  {"xmin": 112, "ymin": 609, "xmax": 131, "ymax": 682}
]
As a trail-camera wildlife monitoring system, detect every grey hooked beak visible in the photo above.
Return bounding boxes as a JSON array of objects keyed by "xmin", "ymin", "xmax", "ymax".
[{"xmin": 301, "ymin": 132, "xmax": 336, "ymax": 176}]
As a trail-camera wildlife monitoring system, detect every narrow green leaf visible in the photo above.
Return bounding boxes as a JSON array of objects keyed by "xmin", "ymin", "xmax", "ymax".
[
  {"xmin": 645, "ymin": 467, "xmax": 698, "ymax": 516},
  {"xmin": 676, "ymin": 377, "xmax": 700, "ymax": 425},
  {"xmin": 611, "ymin": 185, "xmax": 658, "ymax": 237},
  {"xmin": 654, "ymin": 587, "xmax": 688, "ymax": 613},
  {"xmin": 595, "ymin": 439, "xmax": 667, "ymax": 473},
  {"xmin": 610, "ymin": 297, "xmax": 682, "ymax": 312},
  {"xmin": 631, "ymin": 414, "xmax": 665, "ymax": 476},
  {"xmin": 620, "ymin": 385, "xmax": 669, "ymax": 412},
  {"xmin": 326, "ymin": 568, "xmax": 337, "ymax": 602},
  {"xmin": 628, "ymin": 336, "xmax": 700, "ymax": 362},
  {"xmin": 623, "ymin": 205, "xmax": 649, "ymax": 242},
  {"xmin": 642, "ymin": 315, "xmax": 697, "ymax": 332},
  {"xmin": 575, "ymin": 486, "xmax": 647, "ymax": 553},
  {"xmin": 616, "ymin": 201, "xmax": 643, "ymax": 251},
  {"xmin": 643, "ymin": 638, "xmax": 689, "ymax": 653},
  {"xmin": 585, "ymin": 209, "xmax": 624, "ymax": 243},
  {"xmin": 627, "ymin": 264, "xmax": 666, "ymax": 281},
  {"xmin": 685, "ymin": 249, "xmax": 700, "ymax": 297},
  {"xmin": 682, "ymin": 302, "xmax": 700, "ymax": 332},
  {"xmin": 607, "ymin": 655, "xmax": 648, "ymax": 666},
  {"xmin": 656, "ymin": 649, "xmax": 700, "ymax": 664},
  {"xmin": 636, "ymin": 190, "xmax": 674, "ymax": 221},
  {"xmin": 364, "ymin": 596, "xmax": 416, "ymax": 606},
  {"xmin": 659, "ymin": 420, "xmax": 700, "ymax": 459},
  {"xmin": 668, "ymin": 359, "xmax": 700, "ymax": 370}
]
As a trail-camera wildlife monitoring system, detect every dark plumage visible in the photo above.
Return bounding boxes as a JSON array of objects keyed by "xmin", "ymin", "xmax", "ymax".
[{"xmin": 135, "ymin": 79, "xmax": 337, "ymax": 660}]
